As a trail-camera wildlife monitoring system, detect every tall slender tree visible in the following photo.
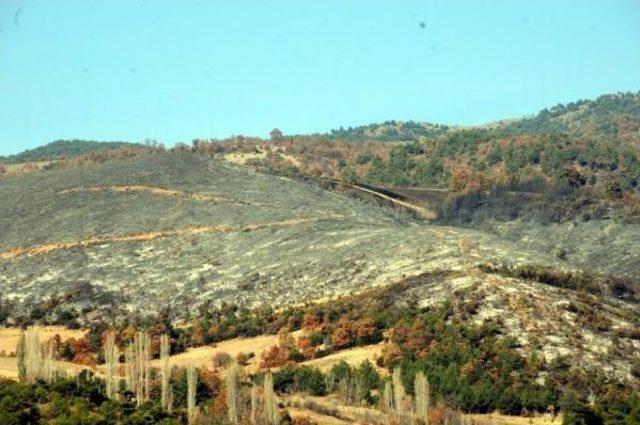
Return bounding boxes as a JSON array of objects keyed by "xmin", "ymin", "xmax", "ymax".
[
  {"xmin": 125, "ymin": 331, "xmax": 151, "ymax": 405},
  {"xmin": 250, "ymin": 382, "xmax": 259, "ymax": 425},
  {"xmin": 414, "ymin": 372, "xmax": 430, "ymax": 424},
  {"xmin": 264, "ymin": 371, "xmax": 279, "ymax": 425},
  {"xmin": 226, "ymin": 361, "xmax": 240, "ymax": 424},
  {"xmin": 104, "ymin": 331, "xmax": 119, "ymax": 400},
  {"xmin": 392, "ymin": 367, "xmax": 406, "ymax": 419},
  {"xmin": 187, "ymin": 362, "xmax": 197, "ymax": 424},
  {"xmin": 16, "ymin": 331, "xmax": 26, "ymax": 383},
  {"xmin": 160, "ymin": 334, "xmax": 172, "ymax": 411}
]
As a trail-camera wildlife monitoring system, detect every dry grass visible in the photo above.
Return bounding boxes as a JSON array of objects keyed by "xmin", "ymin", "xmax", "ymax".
[
  {"xmin": 301, "ymin": 343, "xmax": 386, "ymax": 373},
  {"xmin": 287, "ymin": 407, "xmax": 351, "ymax": 425},
  {"xmin": 289, "ymin": 395, "xmax": 561, "ymax": 425},
  {"xmin": 150, "ymin": 333, "xmax": 282, "ymax": 373},
  {"xmin": 223, "ymin": 151, "xmax": 268, "ymax": 165},
  {"xmin": 0, "ymin": 357, "xmax": 91, "ymax": 380},
  {"xmin": 0, "ymin": 326, "xmax": 91, "ymax": 380},
  {"xmin": 0, "ymin": 326, "xmax": 85, "ymax": 355},
  {"xmin": 469, "ymin": 412, "xmax": 561, "ymax": 425}
]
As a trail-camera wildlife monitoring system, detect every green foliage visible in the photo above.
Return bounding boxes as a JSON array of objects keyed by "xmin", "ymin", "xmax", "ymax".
[
  {"xmin": 17, "ymin": 332, "xmax": 26, "ymax": 383},
  {"xmin": 0, "ymin": 373, "xmax": 182, "ymax": 425},
  {"xmin": 0, "ymin": 140, "xmax": 141, "ymax": 164},
  {"xmin": 328, "ymin": 120, "xmax": 449, "ymax": 142}
]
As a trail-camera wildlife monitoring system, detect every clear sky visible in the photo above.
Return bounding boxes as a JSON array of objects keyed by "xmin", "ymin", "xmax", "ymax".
[{"xmin": 1, "ymin": 0, "xmax": 639, "ymax": 155}]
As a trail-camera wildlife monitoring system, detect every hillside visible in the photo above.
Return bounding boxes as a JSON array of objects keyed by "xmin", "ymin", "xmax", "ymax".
[
  {"xmin": 195, "ymin": 92, "xmax": 640, "ymax": 225},
  {"xmin": 319, "ymin": 92, "xmax": 640, "ymax": 142},
  {"xmin": 0, "ymin": 150, "xmax": 638, "ymax": 399},
  {"xmin": 0, "ymin": 139, "xmax": 142, "ymax": 164},
  {"xmin": 1, "ymin": 94, "xmax": 639, "ymax": 424},
  {"xmin": 1, "ymin": 151, "xmax": 638, "ymax": 323}
]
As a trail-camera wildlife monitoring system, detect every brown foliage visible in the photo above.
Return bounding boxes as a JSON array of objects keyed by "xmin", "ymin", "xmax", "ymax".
[
  {"xmin": 70, "ymin": 337, "xmax": 95, "ymax": 365},
  {"xmin": 428, "ymin": 406, "xmax": 449, "ymax": 425},
  {"xmin": 291, "ymin": 415, "xmax": 318, "ymax": 425},
  {"xmin": 331, "ymin": 317, "xmax": 354, "ymax": 350},
  {"xmin": 260, "ymin": 344, "xmax": 290, "ymax": 369},
  {"xmin": 297, "ymin": 337, "xmax": 315, "ymax": 360},
  {"xmin": 302, "ymin": 313, "xmax": 321, "ymax": 331},
  {"xmin": 212, "ymin": 352, "xmax": 232, "ymax": 368},
  {"xmin": 378, "ymin": 343, "xmax": 403, "ymax": 368}
]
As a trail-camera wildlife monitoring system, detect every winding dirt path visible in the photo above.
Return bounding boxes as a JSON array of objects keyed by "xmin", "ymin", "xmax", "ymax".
[
  {"xmin": 58, "ymin": 185, "xmax": 250, "ymax": 204},
  {"xmin": 0, "ymin": 216, "xmax": 325, "ymax": 261}
]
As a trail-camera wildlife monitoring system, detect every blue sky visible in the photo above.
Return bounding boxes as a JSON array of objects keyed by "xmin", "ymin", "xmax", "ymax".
[{"xmin": 1, "ymin": 0, "xmax": 639, "ymax": 155}]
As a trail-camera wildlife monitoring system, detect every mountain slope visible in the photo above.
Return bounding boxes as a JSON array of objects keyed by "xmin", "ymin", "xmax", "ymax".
[{"xmin": 0, "ymin": 140, "xmax": 141, "ymax": 164}]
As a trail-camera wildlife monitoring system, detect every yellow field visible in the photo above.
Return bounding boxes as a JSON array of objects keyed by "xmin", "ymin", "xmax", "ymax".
[
  {"xmin": 150, "ymin": 332, "xmax": 285, "ymax": 373},
  {"xmin": 301, "ymin": 343, "xmax": 385, "ymax": 373},
  {"xmin": 0, "ymin": 326, "xmax": 90, "ymax": 379},
  {"xmin": 0, "ymin": 326, "xmax": 86, "ymax": 355}
]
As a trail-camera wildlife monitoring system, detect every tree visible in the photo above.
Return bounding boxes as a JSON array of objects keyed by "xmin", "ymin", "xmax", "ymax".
[
  {"xmin": 16, "ymin": 331, "xmax": 26, "ymax": 383},
  {"xmin": 103, "ymin": 331, "xmax": 119, "ymax": 400},
  {"xmin": 187, "ymin": 362, "xmax": 198, "ymax": 424},
  {"xmin": 264, "ymin": 372, "xmax": 279, "ymax": 425},
  {"xmin": 226, "ymin": 361, "xmax": 240, "ymax": 424},
  {"xmin": 160, "ymin": 334, "xmax": 172, "ymax": 411},
  {"xmin": 414, "ymin": 372, "xmax": 430, "ymax": 424},
  {"xmin": 270, "ymin": 128, "xmax": 284, "ymax": 141}
]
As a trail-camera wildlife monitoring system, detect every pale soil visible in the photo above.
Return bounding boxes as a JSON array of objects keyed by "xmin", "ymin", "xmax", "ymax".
[
  {"xmin": 0, "ymin": 326, "xmax": 85, "ymax": 355},
  {"xmin": 3, "ymin": 160, "xmax": 57, "ymax": 175},
  {"xmin": 223, "ymin": 150, "xmax": 302, "ymax": 167},
  {"xmin": 223, "ymin": 151, "xmax": 267, "ymax": 165}
]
